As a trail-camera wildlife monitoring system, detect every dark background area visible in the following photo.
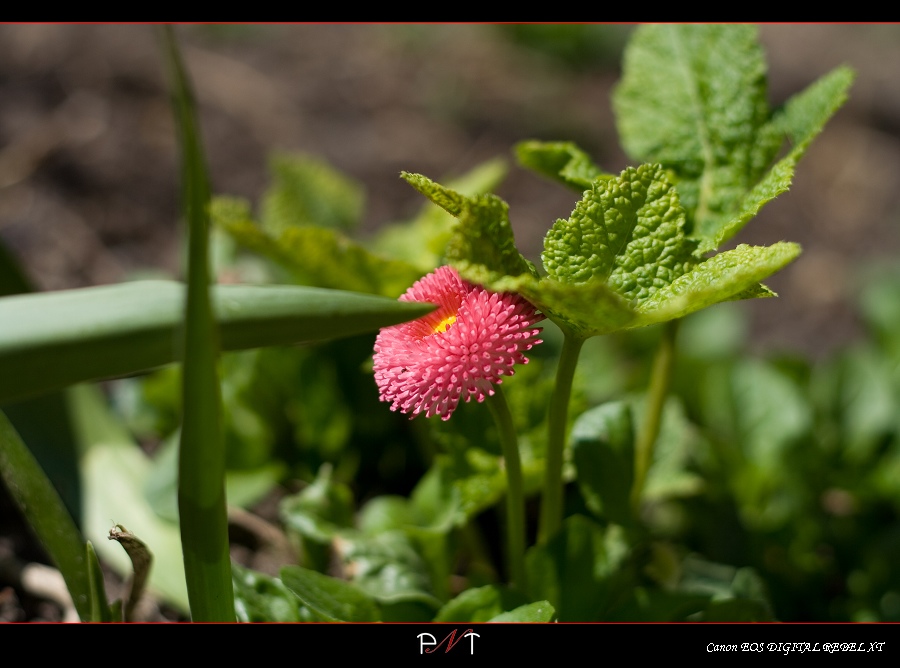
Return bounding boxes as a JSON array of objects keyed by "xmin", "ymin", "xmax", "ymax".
[{"xmin": 2, "ymin": 23, "xmax": 900, "ymax": 621}]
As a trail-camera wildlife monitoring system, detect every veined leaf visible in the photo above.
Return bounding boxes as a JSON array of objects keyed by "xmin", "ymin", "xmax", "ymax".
[
  {"xmin": 515, "ymin": 140, "xmax": 611, "ymax": 191},
  {"xmin": 706, "ymin": 66, "xmax": 855, "ymax": 251},
  {"xmin": 613, "ymin": 25, "xmax": 853, "ymax": 252},
  {"xmin": 613, "ymin": 24, "xmax": 781, "ymax": 238},
  {"xmin": 0, "ymin": 280, "xmax": 434, "ymax": 404},
  {"xmin": 632, "ymin": 242, "xmax": 801, "ymax": 327},
  {"xmin": 403, "ymin": 166, "xmax": 795, "ymax": 338},
  {"xmin": 403, "ymin": 172, "xmax": 538, "ymax": 283},
  {"xmin": 371, "ymin": 158, "xmax": 508, "ymax": 271},
  {"xmin": 543, "ymin": 163, "xmax": 698, "ymax": 301}
]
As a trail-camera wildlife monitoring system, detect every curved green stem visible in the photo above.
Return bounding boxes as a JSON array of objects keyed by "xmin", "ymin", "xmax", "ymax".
[
  {"xmin": 486, "ymin": 387, "xmax": 527, "ymax": 594},
  {"xmin": 538, "ymin": 332, "xmax": 585, "ymax": 545},
  {"xmin": 631, "ymin": 319, "xmax": 680, "ymax": 514}
]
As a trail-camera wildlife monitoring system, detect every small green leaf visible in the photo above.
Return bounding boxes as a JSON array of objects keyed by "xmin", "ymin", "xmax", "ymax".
[
  {"xmin": 401, "ymin": 171, "xmax": 468, "ymax": 217},
  {"xmin": 433, "ymin": 584, "xmax": 528, "ymax": 622},
  {"xmin": 358, "ymin": 495, "xmax": 420, "ymax": 535},
  {"xmin": 679, "ymin": 555, "xmax": 775, "ymax": 621},
  {"xmin": 515, "ymin": 140, "xmax": 610, "ymax": 191},
  {"xmin": 278, "ymin": 464, "xmax": 355, "ymax": 573},
  {"xmin": 0, "ymin": 411, "xmax": 91, "ymax": 621},
  {"xmin": 402, "ymin": 172, "xmax": 537, "ymax": 283},
  {"xmin": 340, "ymin": 531, "xmax": 442, "ymax": 610},
  {"xmin": 489, "ymin": 600, "xmax": 556, "ymax": 622},
  {"xmin": 641, "ymin": 397, "xmax": 707, "ymax": 502},
  {"xmin": 372, "ymin": 158, "xmax": 508, "ymax": 271},
  {"xmin": 571, "ymin": 401, "xmax": 635, "ymax": 525},
  {"xmin": 780, "ymin": 65, "xmax": 856, "ymax": 158},
  {"xmin": 232, "ymin": 563, "xmax": 325, "ymax": 622},
  {"xmin": 633, "ymin": 242, "xmax": 801, "ymax": 326},
  {"xmin": 280, "ymin": 565, "xmax": 381, "ymax": 622},
  {"xmin": 261, "ymin": 152, "xmax": 364, "ymax": 234}
]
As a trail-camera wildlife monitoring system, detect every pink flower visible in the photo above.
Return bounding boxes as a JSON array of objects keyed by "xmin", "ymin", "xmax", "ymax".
[{"xmin": 373, "ymin": 266, "xmax": 543, "ymax": 420}]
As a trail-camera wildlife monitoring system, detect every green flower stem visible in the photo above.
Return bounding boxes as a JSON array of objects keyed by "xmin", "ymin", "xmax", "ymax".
[
  {"xmin": 486, "ymin": 386, "xmax": 527, "ymax": 594},
  {"xmin": 538, "ymin": 331, "xmax": 585, "ymax": 545},
  {"xmin": 631, "ymin": 319, "xmax": 680, "ymax": 513}
]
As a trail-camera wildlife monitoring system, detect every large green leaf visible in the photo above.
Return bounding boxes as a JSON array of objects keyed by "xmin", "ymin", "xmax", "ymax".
[
  {"xmin": 613, "ymin": 24, "xmax": 781, "ymax": 238},
  {"xmin": 613, "ymin": 24, "xmax": 853, "ymax": 251},
  {"xmin": 0, "ymin": 280, "xmax": 433, "ymax": 404}
]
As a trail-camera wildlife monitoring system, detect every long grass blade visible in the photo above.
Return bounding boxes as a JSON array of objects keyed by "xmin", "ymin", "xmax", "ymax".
[
  {"xmin": 0, "ymin": 280, "xmax": 432, "ymax": 404},
  {"xmin": 0, "ymin": 411, "xmax": 91, "ymax": 620},
  {"xmin": 160, "ymin": 24, "xmax": 234, "ymax": 621}
]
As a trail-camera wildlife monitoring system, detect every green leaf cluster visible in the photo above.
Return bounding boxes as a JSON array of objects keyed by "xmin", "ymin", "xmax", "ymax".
[{"xmin": 402, "ymin": 24, "xmax": 852, "ymax": 339}]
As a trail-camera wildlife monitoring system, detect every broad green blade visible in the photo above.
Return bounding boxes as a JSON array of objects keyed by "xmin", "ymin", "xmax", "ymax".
[
  {"xmin": 0, "ymin": 411, "xmax": 91, "ymax": 620},
  {"xmin": 0, "ymin": 280, "xmax": 434, "ymax": 404}
]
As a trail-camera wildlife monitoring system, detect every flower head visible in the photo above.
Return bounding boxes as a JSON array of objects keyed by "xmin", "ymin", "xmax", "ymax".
[{"xmin": 373, "ymin": 266, "xmax": 543, "ymax": 420}]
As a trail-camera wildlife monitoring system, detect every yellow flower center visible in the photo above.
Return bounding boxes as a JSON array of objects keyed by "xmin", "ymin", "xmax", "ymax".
[{"xmin": 433, "ymin": 313, "xmax": 457, "ymax": 334}]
